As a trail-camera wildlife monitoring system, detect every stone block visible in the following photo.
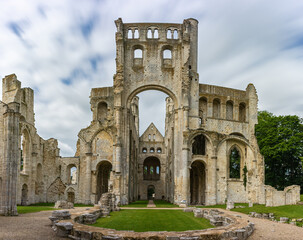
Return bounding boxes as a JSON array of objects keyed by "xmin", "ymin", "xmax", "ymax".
[
  {"xmin": 183, "ymin": 207, "xmax": 195, "ymax": 212},
  {"xmin": 226, "ymin": 201, "xmax": 234, "ymax": 210},
  {"xmin": 55, "ymin": 222, "xmax": 73, "ymax": 237},
  {"xmin": 102, "ymin": 235, "xmax": 123, "ymax": 240},
  {"xmin": 166, "ymin": 237, "xmax": 180, "ymax": 240},
  {"xmin": 280, "ymin": 217, "xmax": 289, "ymax": 223}
]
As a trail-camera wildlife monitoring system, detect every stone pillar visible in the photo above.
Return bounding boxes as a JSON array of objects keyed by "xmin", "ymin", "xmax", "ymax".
[
  {"xmin": 114, "ymin": 106, "xmax": 123, "ymax": 173},
  {"xmin": 0, "ymin": 103, "xmax": 20, "ymax": 216},
  {"xmin": 181, "ymin": 147, "xmax": 190, "ymax": 205},
  {"xmin": 208, "ymin": 156, "xmax": 217, "ymax": 205},
  {"xmin": 84, "ymin": 144, "xmax": 92, "ymax": 204},
  {"xmin": 183, "ymin": 107, "xmax": 189, "ymax": 130}
]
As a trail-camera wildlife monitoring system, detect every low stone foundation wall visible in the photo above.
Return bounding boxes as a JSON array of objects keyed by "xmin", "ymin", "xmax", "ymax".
[
  {"xmin": 51, "ymin": 207, "xmax": 255, "ymax": 240},
  {"xmin": 265, "ymin": 185, "xmax": 300, "ymax": 207}
]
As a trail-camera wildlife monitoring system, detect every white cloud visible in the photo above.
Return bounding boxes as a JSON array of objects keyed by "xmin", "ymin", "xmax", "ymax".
[{"xmin": 0, "ymin": 0, "xmax": 303, "ymax": 156}]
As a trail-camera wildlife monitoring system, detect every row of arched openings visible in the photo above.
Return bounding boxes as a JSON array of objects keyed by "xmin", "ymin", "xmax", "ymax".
[
  {"xmin": 134, "ymin": 48, "xmax": 172, "ymax": 59},
  {"xmin": 142, "ymin": 147, "xmax": 162, "ymax": 153},
  {"xmin": 127, "ymin": 28, "xmax": 179, "ymax": 39},
  {"xmin": 199, "ymin": 97, "xmax": 246, "ymax": 122},
  {"xmin": 143, "ymin": 157, "xmax": 160, "ymax": 180}
]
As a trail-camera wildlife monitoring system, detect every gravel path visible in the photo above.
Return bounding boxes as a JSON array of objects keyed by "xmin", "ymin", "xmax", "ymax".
[
  {"xmin": 225, "ymin": 210, "xmax": 303, "ymax": 240},
  {"xmin": 1, "ymin": 208, "xmax": 303, "ymax": 239},
  {"xmin": 0, "ymin": 210, "xmax": 66, "ymax": 240}
]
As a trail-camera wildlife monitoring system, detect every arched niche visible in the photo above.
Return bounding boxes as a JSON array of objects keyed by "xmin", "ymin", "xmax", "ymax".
[{"xmin": 97, "ymin": 102, "xmax": 108, "ymax": 123}]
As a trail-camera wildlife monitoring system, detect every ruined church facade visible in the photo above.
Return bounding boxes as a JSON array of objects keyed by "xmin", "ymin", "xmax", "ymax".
[{"xmin": 0, "ymin": 18, "xmax": 300, "ymax": 215}]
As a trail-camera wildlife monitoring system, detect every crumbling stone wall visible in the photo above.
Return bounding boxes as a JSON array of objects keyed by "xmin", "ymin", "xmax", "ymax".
[{"xmin": 0, "ymin": 19, "xmax": 300, "ymax": 210}]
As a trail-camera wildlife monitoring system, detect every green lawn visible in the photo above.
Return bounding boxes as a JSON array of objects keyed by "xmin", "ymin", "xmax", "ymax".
[
  {"xmin": 154, "ymin": 200, "xmax": 179, "ymax": 208},
  {"xmin": 300, "ymin": 194, "xmax": 303, "ymax": 202},
  {"xmin": 123, "ymin": 200, "xmax": 148, "ymax": 207},
  {"xmin": 231, "ymin": 204, "xmax": 303, "ymax": 220},
  {"xmin": 17, "ymin": 206, "xmax": 56, "ymax": 214},
  {"xmin": 92, "ymin": 209, "xmax": 213, "ymax": 232}
]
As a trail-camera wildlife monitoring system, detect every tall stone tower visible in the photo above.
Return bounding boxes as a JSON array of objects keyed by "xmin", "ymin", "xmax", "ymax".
[{"xmin": 0, "ymin": 74, "xmax": 20, "ymax": 216}]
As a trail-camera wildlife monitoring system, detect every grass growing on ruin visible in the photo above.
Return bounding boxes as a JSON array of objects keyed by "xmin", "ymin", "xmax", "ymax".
[
  {"xmin": 123, "ymin": 200, "xmax": 148, "ymax": 207},
  {"xmin": 92, "ymin": 209, "xmax": 213, "ymax": 232},
  {"xmin": 74, "ymin": 204, "xmax": 94, "ymax": 207},
  {"xmin": 17, "ymin": 206, "xmax": 56, "ymax": 214},
  {"xmin": 154, "ymin": 200, "xmax": 179, "ymax": 208}
]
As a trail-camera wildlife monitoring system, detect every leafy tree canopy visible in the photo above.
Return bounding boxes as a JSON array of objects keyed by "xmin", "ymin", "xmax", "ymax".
[{"xmin": 255, "ymin": 111, "xmax": 303, "ymax": 191}]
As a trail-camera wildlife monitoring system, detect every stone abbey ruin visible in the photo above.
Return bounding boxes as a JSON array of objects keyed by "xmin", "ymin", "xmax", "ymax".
[{"xmin": 0, "ymin": 18, "xmax": 300, "ymax": 216}]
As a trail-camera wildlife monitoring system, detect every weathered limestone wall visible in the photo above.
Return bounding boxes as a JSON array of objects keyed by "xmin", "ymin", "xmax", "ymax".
[{"xmin": 265, "ymin": 185, "xmax": 300, "ymax": 207}]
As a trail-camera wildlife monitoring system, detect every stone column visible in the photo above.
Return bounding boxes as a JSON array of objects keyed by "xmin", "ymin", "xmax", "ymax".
[
  {"xmin": 208, "ymin": 156, "xmax": 217, "ymax": 205},
  {"xmin": 84, "ymin": 144, "xmax": 92, "ymax": 204},
  {"xmin": 114, "ymin": 106, "xmax": 123, "ymax": 173},
  {"xmin": 183, "ymin": 106, "xmax": 189, "ymax": 130},
  {"xmin": 181, "ymin": 147, "xmax": 190, "ymax": 205},
  {"xmin": 0, "ymin": 103, "xmax": 20, "ymax": 216}
]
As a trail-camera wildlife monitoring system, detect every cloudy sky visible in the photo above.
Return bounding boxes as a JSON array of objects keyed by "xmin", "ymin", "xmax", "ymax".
[{"xmin": 1, "ymin": 0, "xmax": 303, "ymax": 156}]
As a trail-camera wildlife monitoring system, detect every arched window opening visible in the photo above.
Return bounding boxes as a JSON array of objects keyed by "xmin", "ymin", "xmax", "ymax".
[
  {"xmin": 150, "ymin": 147, "xmax": 155, "ymax": 153},
  {"xmin": 154, "ymin": 29, "xmax": 159, "ymax": 38},
  {"xmin": 148, "ymin": 134, "xmax": 151, "ymax": 140},
  {"xmin": 20, "ymin": 130, "xmax": 30, "ymax": 173},
  {"xmin": 153, "ymin": 134, "xmax": 155, "ymax": 140},
  {"xmin": 213, "ymin": 99, "xmax": 221, "ymax": 118},
  {"xmin": 143, "ymin": 157, "xmax": 160, "ymax": 180},
  {"xmin": 134, "ymin": 29, "xmax": 139, "ymax": 39},
  {"xmin": 157, "ymin": 148, "xmax": 162, "ymax": 153},
  {"xmin": 67, "ymin": 164, "xmax": 77, "ymax": 185},
  {"xmin": 97, "ymin": 102, "xmax": 108, "ymax": 122},
  {"xmin": 239, "ymin": 103, "xmax": 246, "ymax": 122},
  {"xmin": 134, "ymin": 49, "xmax": 143, "ymax": 58},
  {"xmin": 96, "ymin": 161, "xmax": 112, "ymax": 203},
  {"xmin": 147, "ymin": 28, "xmax": 152, "ymax": 39},
  {"xmin": 173, "ymin": 30, "xmax": 178, "ymax": 39},
  {"xmin": 166, "ymin": 29, "xmax": 172, "ymax": 39},
  {"xmin": 226, "ymin": 101, "xmax": 233, "ymax": 120},
  {"xmin": 163, "ymin": 49, "xmax": 172, "ymax": 59},
  {"xmin": 229, "ymin": 147, "xmax": 241, "ymax": 179},
  {"xmin": 199, "ymin": 97, "xmax": 207, "ymax": 121},
  {"xmin": 128, "ymin": 29, "xmax": 133, "ymax": 39},
  {"xmin": 192, "ymin": 134, "xmax": 206, "ymax": 155},
  {"xmin": 142, "ymin": 147, "xmax": 147, "ymax": 153}
]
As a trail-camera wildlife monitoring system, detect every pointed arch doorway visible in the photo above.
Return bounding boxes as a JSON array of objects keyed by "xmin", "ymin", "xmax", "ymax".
[{"xmin": 190, "ymin": 161, "xmax": 206, "ymax": 205}]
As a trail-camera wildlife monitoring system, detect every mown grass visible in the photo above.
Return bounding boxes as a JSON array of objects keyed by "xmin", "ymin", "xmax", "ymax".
[
  {"xmin": 231, "ymin": 204, "xmax": 303, "ymax": 220},
  {"xmin": 17, "ymin": 206, "xmax": 56, "ymax": 214},
  {"xmin": 154, "ymin": 200, "xmax": 179, "ymax": 208},
  {"xmin": 92, "ymin": 209, "xmax": 213, "ymax": 232},
  {"xmin": 300, "ymin": 194, "xmax": 303, "ymax": 202},
  {"xmin": 122, "ymin": 200, "xmax": 148, "ymax": 207}
]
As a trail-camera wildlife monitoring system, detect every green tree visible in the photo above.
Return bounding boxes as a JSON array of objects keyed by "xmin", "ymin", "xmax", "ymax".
[{"xmin": 255, "ymin": 111, "xmax": 303, "ymax": 191}]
